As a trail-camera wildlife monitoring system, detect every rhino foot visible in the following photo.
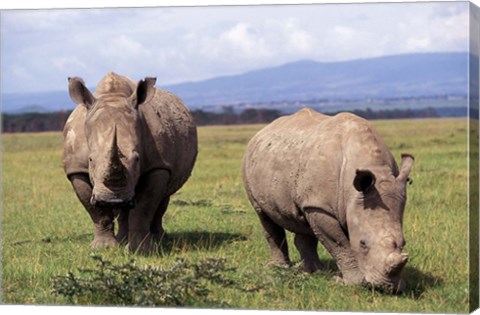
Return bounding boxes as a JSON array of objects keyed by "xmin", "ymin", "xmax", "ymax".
[
  {"xmin": 128, "ymin": 232, "xmax": 159, "ymax": 255},
  {"xmin": 152, "ymin": 230, "xmax": 168, "ymax": 243},
  {"xmin": 90, "ymin": 235, "xmax": 119, "ymax": 249},
  {"xmin": 302, "ymin": 260, "xmax": 323, "ymax": 273},
  {"xmin": 115, "ymin": 230, "xmax": 128, "ymax": 245},
  {"xmin": 267, "ymin": 259, "xmax": 292, "ymax": 268},
  {"xmin": 91, "ymin": 222, "xmax": 119, "ymax": 249}
]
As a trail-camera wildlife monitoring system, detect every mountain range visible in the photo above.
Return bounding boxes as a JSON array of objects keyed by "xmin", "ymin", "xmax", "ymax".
[{"xmin": 1, "ymin": 52, "xmax": 469, "ymax": 114}]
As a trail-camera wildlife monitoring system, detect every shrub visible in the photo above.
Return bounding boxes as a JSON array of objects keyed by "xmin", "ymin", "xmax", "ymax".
[{"xmin": 51, "ymin": 255, "xmax": 241, "ymax": 307}]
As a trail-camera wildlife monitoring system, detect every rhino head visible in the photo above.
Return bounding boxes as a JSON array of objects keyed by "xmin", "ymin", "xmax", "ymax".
[
  {"xmin": 346, "ymin": 154, "xmax": 414, "ymax": 293},
  {"xmin": 68, "ymin": 73, "xmax": 157, "ymax": 209}
]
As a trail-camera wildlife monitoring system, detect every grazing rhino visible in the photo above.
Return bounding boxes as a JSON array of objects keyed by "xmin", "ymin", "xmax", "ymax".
[
  {"xmin": 242, "ymin": 108, "xmax": 414, "ymax": 293},
  {"xmin": 63, "ymin": 72, "xmax": 197, "ymax": 253}
]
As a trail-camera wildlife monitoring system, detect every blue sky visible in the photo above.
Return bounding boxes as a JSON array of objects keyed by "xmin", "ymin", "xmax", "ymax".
[{"xmin": 0, "ymin": 1, "xmax": 470, "ymax": 94}]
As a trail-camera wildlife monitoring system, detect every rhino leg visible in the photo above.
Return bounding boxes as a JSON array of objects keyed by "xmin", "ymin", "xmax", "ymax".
[
  {"xmin": 115, "ymin": 208, "xmax": 129, "ymax": 244},
  {"xmin": 114, "ymin": 195, "xmax": 165, "ymax": 246},
  {"xmin": 127, "ymin": 169, "xmax": 170, "ymax": 254},
  {"xmin": 257, "ymin": 211, "xmax": 291, "ymax": 266},
  {"xmin": 304, "ymin": 208, "xmax": 364, "ymax": 285},
  {"xmin": 150, "ymin": 196, "xmax": 169, "ymax": 242},
  {"xmin": 69, "ymin": 174, "xmax": 119, "ymax": 248},
  {"xmin": 294, "ymin": 233, "xmax": 323, "ymax": 273}
]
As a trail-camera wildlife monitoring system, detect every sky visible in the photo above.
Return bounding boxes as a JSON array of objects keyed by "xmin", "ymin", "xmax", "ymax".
[{"xmin": 0, "ymin": 0, "xmax": 471, "ymax": 94}]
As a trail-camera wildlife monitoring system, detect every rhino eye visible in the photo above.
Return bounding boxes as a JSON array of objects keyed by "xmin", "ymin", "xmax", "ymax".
[
  {"xmin": 132, "ymin": 152, "xmax": 140, "ymax": 162},
  {"xmin": 359, "ymin": 240, "xmax": 369, "ymax": 254},
  {"xmin": 398, "ymin": 239, "xmax": 406, "ymax": 251}
]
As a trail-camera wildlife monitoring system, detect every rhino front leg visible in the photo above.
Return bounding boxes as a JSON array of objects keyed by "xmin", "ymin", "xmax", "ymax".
[
  {"xmin": 127, "ymin": 169, "xmax": 170, "ymax": 254},
  {"xmin": 304, "ymin": 208, "xmax": 364, "ymax": 285},
  {"xmin": 115, "ymin": 208, "xmax": 129, "ymax": 244},
  {"xmin": 69, "ymin": 174, "xmax": 118, "ymax": 248}
]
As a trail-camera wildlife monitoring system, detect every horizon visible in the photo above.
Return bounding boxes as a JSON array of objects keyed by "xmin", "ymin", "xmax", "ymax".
[
  {"xmin": 1, "ymin": 2, "xmax": 469, "ymax": 94},
  {"xmin": 2, "ymin": 50, "xmax": 470, "ymax": 96}
]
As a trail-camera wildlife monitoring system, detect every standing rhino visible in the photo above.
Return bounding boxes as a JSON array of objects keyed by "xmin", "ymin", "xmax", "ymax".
[
  {"xmin": 242, "ymin": 108, "xmax": 414, "ymax": 293},
  {"xmin": 63, "ymin": 72, "xmax": 197, "ymax": 253}
]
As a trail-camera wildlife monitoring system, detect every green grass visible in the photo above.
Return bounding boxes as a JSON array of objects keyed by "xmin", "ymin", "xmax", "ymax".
[{"xmin": 1, "ymin": 118, "xmax": 472, "ymax": 312}]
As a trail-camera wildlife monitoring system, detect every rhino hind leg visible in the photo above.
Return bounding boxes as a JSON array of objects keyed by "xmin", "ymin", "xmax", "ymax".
[
  {"xmin": 294, "ymin": 233, "xmax": 323, "ymax": 273},
  {"xmin": 69, "ymin": 174, "xmax": 119, "ymax": 249},
  {"xmin": 150, "ymin": 196, "xmax": 169, "ymax": 242},
  {"xmin": 256, "ymin": 211, "xmax": 291, "ymax": 267}
]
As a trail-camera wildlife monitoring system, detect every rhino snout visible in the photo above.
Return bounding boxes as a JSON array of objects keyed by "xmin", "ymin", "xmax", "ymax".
[
  {"xmin": 91, "ymin": 194, "xmax": 135, "ymax": 209},
  {"xmin": 362, "ymin": 245, "xmax": 409, "ymax": 294}
]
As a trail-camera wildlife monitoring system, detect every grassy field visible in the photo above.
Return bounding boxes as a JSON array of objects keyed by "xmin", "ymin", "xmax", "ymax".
[{"xmin": 1, "ymin": 118, "xmax": 472, "ymax": 312}]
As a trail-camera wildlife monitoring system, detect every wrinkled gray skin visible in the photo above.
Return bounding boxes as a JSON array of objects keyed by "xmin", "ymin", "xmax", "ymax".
[
  {"xmin": 242, "ymin": 108, "xmax": 414, "ymax": 293},
  {"xmin": 63, "ymin": 72, "xmax": 197, "ymax": 253}
]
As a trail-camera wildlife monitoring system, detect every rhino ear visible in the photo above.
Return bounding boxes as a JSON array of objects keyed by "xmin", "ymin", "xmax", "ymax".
[
  {"xmin": 397, "ymin": 153, "xmax": 415, "ymax": 184},
  {"xmin": 133, "ymin": 77, "xmax": 156, "ymax": 108},
  {"xmin": 353, "ymin": 169, "xmax": 376, "ymax": 193},
  {"xmin": 68, "ymin": 77, "xmax": 95, "ymax": 109}
]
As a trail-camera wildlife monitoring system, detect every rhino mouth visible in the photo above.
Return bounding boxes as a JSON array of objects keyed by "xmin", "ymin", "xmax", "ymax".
[
  {"xmin": 363, "ymin": 278, "xmax": 406, "ymax": 294},
  {"xmin": 363, "ymin": 268, "xmax": 407, "ymax": 294},
  {"xmin": 91, "ymin": 194, "xmax": 135, "ymax": 209}
]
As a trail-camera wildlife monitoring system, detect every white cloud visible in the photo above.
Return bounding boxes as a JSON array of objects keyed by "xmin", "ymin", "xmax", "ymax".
[
  {"xmin": 222, "ymin": 23, "xmax": 254, "ymax": 50},
  {"xmin": 332, "ymin": 25, "xmax": 355, "ymax": 40},
  {"xmin": 218, "ymin": 23, "xmax": 271, "ymax": 58},
  {"xmin": 99, "ymin": 35, "xmax": 149, "ymax": 59},
  {"xmin": 406, "ymin": 37, "xmax": 432, "ymax": 51},
  {"xmin": 288, "ymin": 28, "xmax": 312, "ymax": 53},
  {"xmin": 0, "ymin": 2, "xmax": 470, "ymax": 94},
  {"xmin": 271, "ymin": 18, "xmax": 315, "ymax": 55},
  {"xmin": 52, "ymin": 56, "xmax": 88, "ymax": 71}
]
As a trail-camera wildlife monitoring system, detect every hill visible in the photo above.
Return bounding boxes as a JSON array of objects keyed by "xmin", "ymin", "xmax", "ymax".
[
  {"xmin": 2, "ymin": 90, "xmax": 73, "ymax": 114},
  {"xmin": 1, "ymin": 52, "xmax": 468, "ymax": 114},
  {"xmin": 165, "ymin": 52, "xmax": 468, "ymax": 109}
]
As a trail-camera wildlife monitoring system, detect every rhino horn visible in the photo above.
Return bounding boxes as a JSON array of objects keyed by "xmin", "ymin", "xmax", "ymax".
[
  {"xmin": 385, "ymin": 252, "xmax": 409, "ymax": 276},
  {"xmin": 104, "ymin": 126, "xmax": 127, "ymax": 184},
  {"xmin": 397, "ymin": 154, "xmax": 415, "ymax": 184}
]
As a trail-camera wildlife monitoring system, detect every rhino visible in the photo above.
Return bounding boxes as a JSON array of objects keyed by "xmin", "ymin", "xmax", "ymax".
[
  {"xmin": 63, "ymin": 72, "xmax": 197, "ymax": 253},
  {"xmin": 242, "ymin": 108, "xmax": 414, "ymax": 293}
]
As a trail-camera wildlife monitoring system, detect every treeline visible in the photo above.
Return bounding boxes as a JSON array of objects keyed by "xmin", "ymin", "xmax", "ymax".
[
  {"xmin": 2, "ymin": 106, "xmax": 444, "ymax": 133},
  {"xmin": 192, "ymin": 107, "xmax": 282, "ymax": 125},
  {"xmin": 2, "ymin": 111, "xmax": 70, "ymax": 133},
  {"xmin": 348, "ymin": 107, "xmax": 439, "ymax": 120},
  {"xmin": 1, "ymin": 107, "xmax": 282, "ymax": 133}
]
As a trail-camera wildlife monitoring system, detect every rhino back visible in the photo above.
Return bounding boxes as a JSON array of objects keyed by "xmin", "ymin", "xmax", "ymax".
[
  {"xmin": 243, "ymin": 108, "xmax": 396, "ymax": 229},
  {"xmin": 139, "ymin": 88, "xmax": 198, "ymax": 195}
]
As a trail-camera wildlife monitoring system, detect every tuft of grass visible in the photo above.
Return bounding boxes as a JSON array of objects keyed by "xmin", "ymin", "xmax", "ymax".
[{"xmin": 171, "ymin": 199, "xmax": 213, "ymax": 207}]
